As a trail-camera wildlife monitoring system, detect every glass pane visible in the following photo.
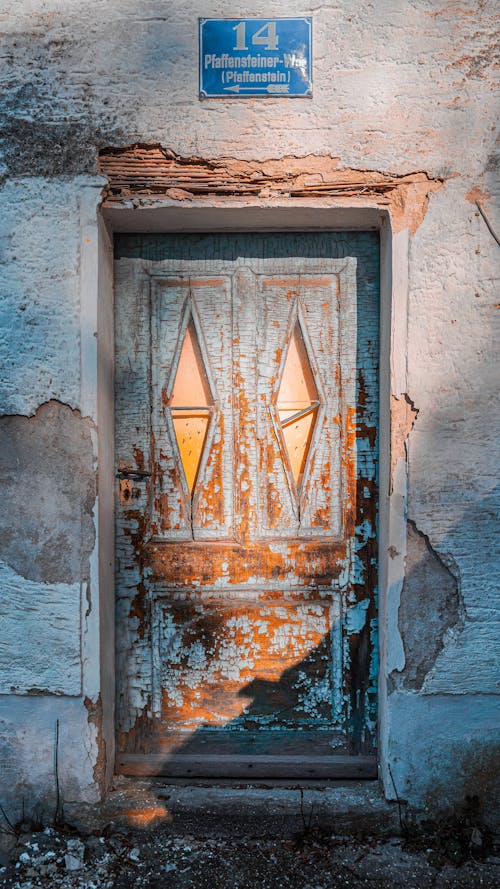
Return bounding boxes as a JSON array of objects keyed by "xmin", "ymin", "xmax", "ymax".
[
  {"xmin": 277, "ymin": 323, "xmax": 317, "ymax": 413},
  {"xmin": 170, "ymin": 320, "xmax": 212, "ymax": 408},
  {"xmin": 172, "ymin": 410, "xmax": 210, "ymax": 493},
  {"xmin": 280, "ymin": 407, "xmax": 318, "ymax": 489},
  {"xmin": 277, "ymin": 321, "xmax": 319, "ymax": 489},
  {"xmin": 170, "ymin": 318, "xmax": 214, "ymax": 495}
]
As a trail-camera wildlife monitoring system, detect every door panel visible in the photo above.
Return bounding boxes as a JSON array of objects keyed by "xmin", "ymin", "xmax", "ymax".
[
  {"xmin": 255, "ymin": 272, "xmax": 352, "ymax": 539},
  {"xmin": 114, "ymin": 232, "xmax": 379, "ymax": 778},
  {"xmin": 151, "ymin": 275, "xmax": 234, "ymax": 539}
]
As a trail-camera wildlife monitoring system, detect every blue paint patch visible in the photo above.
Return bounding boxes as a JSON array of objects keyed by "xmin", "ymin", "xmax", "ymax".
[
  {"xmin": 346, "ymin": 599, "xmax": 370, "ymax": 635},
  {"xmin": 199, "ymin": 18, "xmax": 312, "ymax": 98}
]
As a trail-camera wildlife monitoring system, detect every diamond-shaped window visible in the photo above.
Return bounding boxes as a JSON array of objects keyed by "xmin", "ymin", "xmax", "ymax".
[
  {"xmin": 277, "ymin": 320, "xmax": 319, "ymax": 491},
  {"xmin": 169, "ymin": 319, "xmax": 213, "ymax": 494}
]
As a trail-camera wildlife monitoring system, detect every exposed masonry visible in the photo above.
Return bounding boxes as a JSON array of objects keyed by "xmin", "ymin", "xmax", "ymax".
[
  {"xmin": 98, "ymin": 145, "xmax": 444, "ymax": 234},
  {"xmin": 84, "ymin": 695, "xmax": 107, "ymax": 793},
  {"xmin": 394, "ymin": 521, "xmax": 464, "ymax": 692},
  {"xmin": 0, "ymin": 400, "xmax": 96, "ymax": 585}
]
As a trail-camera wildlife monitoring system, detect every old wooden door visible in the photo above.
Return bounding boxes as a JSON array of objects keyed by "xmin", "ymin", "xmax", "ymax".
[{"xmin": 114, "ymin": 232, "xmax": 379, "ymax": 778}]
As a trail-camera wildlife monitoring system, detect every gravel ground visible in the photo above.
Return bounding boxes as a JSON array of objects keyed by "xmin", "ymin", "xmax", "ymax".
[{"xmin": 0, "ymin": 823, "xmax": 499, "ymax": 889}]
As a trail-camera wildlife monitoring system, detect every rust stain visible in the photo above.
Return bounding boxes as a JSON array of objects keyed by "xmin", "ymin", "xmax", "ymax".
[
  {"xmin": 189, "ymin": 277, "xmax": 226, "ymax": 287},
  {"xmin": 120, "ymin": 698, "xmax": 158, "ymax": 754},
  {"xmin": 313, "ymin": 459, "xmax": 331, "ymax": 526},
  {"xmin": 263, "ymin": 277, "xmax": 330, "ymax": 288},
  {"xmin": 119, "ymin": 477, "xmax": 140, "ymax": 503},
  {"xmin": 158, "ymin": 600, "xmax": 331, "ymax": 728},
  {"xmin": 125, "ymin": 509, "xmax": 151, "ymax": 640},
  {"xmin": 158, "ymin": 451, "xmax": 188, "ymax": 533},
  {"xmin": 196, "ymin": 411, "xmax": 225, "ymax": 527},
  {"xmin": 133, "ymin": 447, "xmax": 145, "ymax": 472},
  {"xmin": 233, "ymin": 367, "xmax": 253, "ymax": 543},
  {"xmin": 149, "ymin": 539, "xmax": 345, "ymax": 587},
  {"xmin": 391, "ymin": 393, "xmax": 419, "ymax": 492},
  {"xmin": 264, "ymin": 439, "xmax": 283, "ymax": 527},
  {"xmin": 341, "ymin": 406, "xmax": 357, "ymax": 539},
  {"xmin": 99, "ymin": 146, "xmax": 445, "ymax": 234}
]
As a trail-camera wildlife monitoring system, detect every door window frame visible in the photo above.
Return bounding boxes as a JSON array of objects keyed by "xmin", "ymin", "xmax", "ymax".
[{"xmin": 93, "ymin": 199, "xmax": 409, "ymax": 794}]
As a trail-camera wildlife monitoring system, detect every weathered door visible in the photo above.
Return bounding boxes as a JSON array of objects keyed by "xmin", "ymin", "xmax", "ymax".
[{"xmin": 114, "ymin": 232, "xmax": 379, "ymax": 778}]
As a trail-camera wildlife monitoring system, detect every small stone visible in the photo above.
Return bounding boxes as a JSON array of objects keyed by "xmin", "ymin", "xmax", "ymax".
[
  {"xmin": 67, "ymin": 837, "xmax": 85, "ymax": 857},
  {"xmin": 471, "ymin": 827, "xmax": 483, "ymax": 847},
  {"xmin": 65, "ymin": 852, "xmax": 83, "ymax": 871},
  {"xmin": 41, "ymin": 851, "xmax": 56, "ymax": 862},
  {"xmin": 129, "ymin": 847, "xmax": 140, "ymax": 862},
  {"xmin": 18, "ymin": 851, "xmax": 31, "ymax": 865}
]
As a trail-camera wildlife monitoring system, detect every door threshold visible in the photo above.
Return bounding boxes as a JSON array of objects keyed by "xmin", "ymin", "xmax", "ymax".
[{"xmin": 117, "ymin": 753, "xmax": 378, "ymax": 780}]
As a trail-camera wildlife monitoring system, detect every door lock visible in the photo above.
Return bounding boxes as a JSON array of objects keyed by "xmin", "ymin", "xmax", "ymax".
[{"xmin": 116, "ymin": 469, "xmax": 151, "ymax": 503}]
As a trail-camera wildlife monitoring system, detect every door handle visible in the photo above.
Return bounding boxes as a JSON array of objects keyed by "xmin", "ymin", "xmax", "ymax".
[{"xmin": 116, "ymin": 469, "xmax": 152, "ymax": 480}]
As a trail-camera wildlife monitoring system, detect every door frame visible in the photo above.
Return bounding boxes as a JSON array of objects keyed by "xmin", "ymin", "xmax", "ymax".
[{"xmin": 93, "ymin": 197, "xmax": 410, "ymax": 795}]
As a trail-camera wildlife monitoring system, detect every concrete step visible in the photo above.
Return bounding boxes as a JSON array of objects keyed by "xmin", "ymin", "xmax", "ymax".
[{"xmin": 65, "ymin": 777, "xmax": 402, "ymax": 840}]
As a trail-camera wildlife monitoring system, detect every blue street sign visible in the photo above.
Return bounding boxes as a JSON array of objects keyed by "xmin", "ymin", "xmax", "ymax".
[{"xmin": 199, "ymin": 18, "xmax": 313, "ymax": 98}]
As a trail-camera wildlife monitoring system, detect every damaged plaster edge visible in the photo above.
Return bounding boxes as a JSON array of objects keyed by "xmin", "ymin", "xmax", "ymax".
[
  {"xmin": 390, "ymin": 392, "xmax": 419, "ymax": 496},
  {"xmin": 384, "ymin": 459, "xmax": 407, "ymax": 677},
  {"xmin": 98, "ymin": 141, "xmax": 446, "ymax": 181},
  {"xmin": 407, "ymin": 519, "xmax": 464, "ymax": 604},
  {"xmin": 84, "ymin": 693, "xmax": 107, "ymax": 796},
  {"xmin": 393, "ymin": 518, "xmax": 465, "ymax": 693},
  {"xmin": 0, "ymin": 397, "xmax": 98, "ymax": 426},
  {"xmin": 97, "ymin": 143, "xmax": 447, "ymax": 235},
  {"xmin": 81, "ymin": 503, "xmax": 101, "ymax": 700}
]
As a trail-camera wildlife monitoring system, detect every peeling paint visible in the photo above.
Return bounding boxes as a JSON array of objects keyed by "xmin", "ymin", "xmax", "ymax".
[
  {"xmin": 346, "ymin": 599, "xmax": 370, "ymax": 636},
  {"xmin": 114, "ymin": 232, "xmax": 379, "ymax": 766}
]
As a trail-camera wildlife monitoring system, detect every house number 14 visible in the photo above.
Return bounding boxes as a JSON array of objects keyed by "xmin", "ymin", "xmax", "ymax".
[{"xmin": 232, "ymin": 21, "xmax": 279, "ymax": 52}]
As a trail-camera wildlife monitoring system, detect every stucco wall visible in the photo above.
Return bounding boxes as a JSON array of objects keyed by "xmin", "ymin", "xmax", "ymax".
[{"xmin": 0, "ymin": 0, "xmax": 498, "ymax": 819}]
